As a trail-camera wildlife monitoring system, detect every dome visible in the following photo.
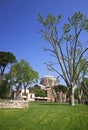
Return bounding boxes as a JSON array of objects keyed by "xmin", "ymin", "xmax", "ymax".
[
  {"xmin": 43, "ymin": 75, "xmax": 55, "ymax": 78},
  {"xmin": 40, "ymin": 75, "xmax": 57, "ymax": 87}
]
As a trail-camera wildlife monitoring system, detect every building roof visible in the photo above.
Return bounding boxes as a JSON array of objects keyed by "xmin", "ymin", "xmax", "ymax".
[{"xmin": 43, "ymin": 75, "xmax": 56, "ymax": 79}]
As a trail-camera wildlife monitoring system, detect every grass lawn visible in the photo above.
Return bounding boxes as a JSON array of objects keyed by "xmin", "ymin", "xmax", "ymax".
[{"xmin": 0, "ymin": 102, "xmax": 88, "ymax": 130}]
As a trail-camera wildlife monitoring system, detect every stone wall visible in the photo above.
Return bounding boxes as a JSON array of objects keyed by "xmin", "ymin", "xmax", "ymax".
[{"xmin": 0, "ymin": 100, "xmax": 29, "ymax": 109}]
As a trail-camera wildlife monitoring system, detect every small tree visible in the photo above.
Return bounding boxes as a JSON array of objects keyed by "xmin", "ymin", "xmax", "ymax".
[
  {"xmin": 38, "ymin": 12, "xmax": 88, "ymax": 106},
  {"xmin": 81, "ymin": 78, "xmax": 88, "ymax": 100},
  {"xmin": 35, "ymin": 89, "xmax": 46, "ymax": 97},
  {"xmin": 76, "ymin": 58, "xmax": 88, "ymax": 103},
  {"xmin": 53, "ymin": 84, "xmax": 68, "ymax": 93},
  {"xmin": 29, "ymin": 86, "xmax": 46, "ymax": 97}
]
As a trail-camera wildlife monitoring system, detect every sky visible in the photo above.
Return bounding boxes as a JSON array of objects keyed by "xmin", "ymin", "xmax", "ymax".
[{"xmin": 0, "ymin": 0, "xmax": 88, "ymax": 84}]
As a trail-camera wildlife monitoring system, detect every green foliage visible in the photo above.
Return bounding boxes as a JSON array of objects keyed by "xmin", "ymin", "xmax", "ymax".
[
  {"xmin": 0, "ymin": 80, "xmax": 10, "ymax": 98},
  {"xmin": 53, "ymin": 84, "xmax": 68, "ymax": 93},
  {"xmin": 68, "ymin": 11, "xmax": 88, "ymax": 31},
  {"xmin": 29, "ymin": 86, "xmax": 36, "ymax": 93},
  {"xmin": 79, "ymin": 58, "xmax": 88, "ymax": 75},
  {"xmin": 74, "ymin": 88, "xmax": 78, "ymax": 99},
  {"xmin": 0, "ymin": 51, "xmax": 16, "ymax": 73},
  {"xmin": 11, "ymin": 59, "xmax": 39, "ymax": 89},
  {"xmin": 82, "ymin": 78, "xmax": 88, "ymax": 97},
  {"xmin": 0, "ymin": 51, "xmax": 16, "ymax": 85},
  {"xmin": 84, "ymin": 78, "xmax": 88, "ymax": 86},
  {"xmin": 30, "ymin": 86, "xmax": 46, "ymax": 97},
  {"xmin": 35, "ymin": 89, "xmax": 46, "ymax": 97},
  {"xmin": 0, "ymin": 51, "xmax": 16, "ymax": 66},
  {"xmin": 63, "ymin": 24, "xmax": 71, "ymax": 34},
  {"xmin": 75, "ymin": 78, "xmax": 88, "ymax": 100},
  {"xmin": 38, "ymin": 14, "xmax": 61, "ymax": 30}
]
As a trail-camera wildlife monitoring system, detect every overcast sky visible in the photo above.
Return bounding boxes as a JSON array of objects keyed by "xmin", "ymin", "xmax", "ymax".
[{"xmin": 0, "ymin": 0, "xmax": 88, "ymax": 84}]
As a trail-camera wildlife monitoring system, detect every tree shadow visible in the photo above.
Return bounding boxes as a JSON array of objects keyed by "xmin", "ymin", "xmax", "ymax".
[{"xmin": 39, "ymin": 102, "xmax": 69, "ymax": 107}]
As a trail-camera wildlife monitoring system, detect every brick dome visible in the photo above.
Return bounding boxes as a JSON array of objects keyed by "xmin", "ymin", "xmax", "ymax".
[{"xmin": 40, "ymin": 75, "xmax": 57, "ymax": 87}]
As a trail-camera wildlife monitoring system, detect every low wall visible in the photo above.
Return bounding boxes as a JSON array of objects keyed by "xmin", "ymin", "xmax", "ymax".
[{"xmin": 0, "ymin": 100, "xmax": 29, "ymax": 109}]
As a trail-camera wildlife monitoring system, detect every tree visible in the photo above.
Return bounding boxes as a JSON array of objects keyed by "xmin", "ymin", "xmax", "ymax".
[
  {"xmin": 0, "ymin": 51, "xmax": 16, "ymax": 85},
  {"xmin": 76, "ymin": 58, "xmax": 88, "ymax": 103},
  {"xmin": 53, "ymin": 84, "xmax": 68, "ymax": 93},
  {"xmin": 0, "ymin": 79, "xmax": 10, "ymax": 99},
  {"xmin": 11, "ymin": 59, "xmax": 39, "ymax": 96},
  {"xmin": 38, "ymin": 12, "xmax": 88, "ymax": 105},
  {"xmin": 53, "ymin": 84, "xmax": 68, "ymax": 102},
  {"xmin": 4, "ymin": 72, "xmax": 15, "ymax": 98},
  {"xmin": 29, "ymin": 86, "xmax": 46, "ymax": 97},
  {"xmin": 81, "ymin": 78, "xmax": 88, "ymax": 100},
  {"xmin": 35, "ymin": 89, "xmax": 46, "ymax": 97}
]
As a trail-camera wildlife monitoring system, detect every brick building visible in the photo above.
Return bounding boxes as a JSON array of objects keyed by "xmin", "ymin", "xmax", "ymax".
[
  {"xmin": 39, "ymin": 75, "xmax": 67, "ymax": 102},
  {"xmin": 40, "ymin": 75, "xmax": 57, "ymax": 102}
]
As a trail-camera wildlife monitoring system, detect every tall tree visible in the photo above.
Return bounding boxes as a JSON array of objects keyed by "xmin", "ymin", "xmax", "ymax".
[
  {"xmin": 11, "ymin": 59, "xmax": 39, "ymax": 96},
  {"xmin": 38, "ymin": 12, "xmax": 88, "ymax": 105},
  {"xmin": 0, "ymin": 51, "xmax": 16, "ymax": 85}
]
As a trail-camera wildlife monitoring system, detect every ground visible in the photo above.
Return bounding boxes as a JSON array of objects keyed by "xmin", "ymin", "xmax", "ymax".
[{"xmin": 0, "ymin": 102, "xmax": 88, "ymax": 130}]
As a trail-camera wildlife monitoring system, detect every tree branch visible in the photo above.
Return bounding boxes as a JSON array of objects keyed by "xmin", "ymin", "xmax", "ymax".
[
  {"xmin": 44, "ymin": 62, "xmax": 70, "ymax": 87},
  {"xmin": 75, "ymin": 48, "xmax": 88, "ymax": 70}
]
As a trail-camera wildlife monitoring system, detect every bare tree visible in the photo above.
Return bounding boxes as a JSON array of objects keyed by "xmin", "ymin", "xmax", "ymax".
[{"xmin": 38, "ymin": 12, "xmax": 88, "ymax": 106}]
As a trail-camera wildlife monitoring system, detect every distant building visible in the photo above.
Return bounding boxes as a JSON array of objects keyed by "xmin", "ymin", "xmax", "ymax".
[
  {"xmin": 39, "ymin": 75, "xmax": 57, "ymax": 102},
  {"xmin": 13, "ymin": 75, "xmax": 67, "ymax": 102},
  {"xmin": 38, "ymin": 75, "xmax": 67, "ymax": 102},
  {"xmin": 14, "ymin": 89, "xmax": 35, "ymax": 101},
  {"xmin": 40, "ymin": 75, "xmax": 57, "ymax": 87},
  {"xmin": 21, "ymin": 89, "xmax": 35, "ymax": 101}
]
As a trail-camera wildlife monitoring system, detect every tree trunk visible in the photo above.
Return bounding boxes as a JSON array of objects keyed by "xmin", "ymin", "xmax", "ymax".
[
  {"xmin": 69, "ymin": 86, "xmax": 75, "ymax": 106},
  {"xmin": 8, "ymin": 81, "xmax": 13, "ymax": 98},
  {"xmin": 0, "ymin": 75, "xmax": 3, "ymax": 86},
  {"xmin": 24, "ymin": 86, "xmax": 26, "ymax": 96}
]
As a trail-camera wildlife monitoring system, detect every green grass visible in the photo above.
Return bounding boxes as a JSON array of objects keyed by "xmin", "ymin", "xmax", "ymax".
[{"xmin": 0, "ymin": 102, "xmax": 88, "ymax": 130}]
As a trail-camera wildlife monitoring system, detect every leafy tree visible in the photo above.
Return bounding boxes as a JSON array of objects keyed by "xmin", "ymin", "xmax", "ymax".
[
  {"xmin": 53, "ymin": 84, "xmax": 68, "ymax": 93},
  {"xmin": 53, "ymin": 84, "xmax": 68, "ymax": 102},
  {"xmin": 74, "ymin": 88, "xmax": 78, "ymax": 100},
  {"xmin": 35, "ymin": 89, "xmax": 46, "ymax": 97},
  {"xmin": 81, "ymin": 78, "xmax": 88, "ymax": 99},
  {"xmin": 0, "ymin": 79, "xmax": 10, "ymax": 98},
  {"xmin": 11, "ymin": 59, "xmax": 39, "ymax": 96},
  {"xmin": 29, "ymin": 86, "xmax": 46, "ymax": 97},
  {"xmin": 75, "ymin": 79, "xmax": 88, "ymax": 103},
  {"xmin": 76, "ymin": 58, "xmax": 88, "ymax": 103},
  {"xmin": 29, "ymin": 86, "xmax": 36, "ymax": 93},
  {"xmin": 38, "ymin": 12, "xmax": 88, "ymax": 105},
  {"xmin": 0, "ymin": 51, "xmax": 16, "ymax": 85}
]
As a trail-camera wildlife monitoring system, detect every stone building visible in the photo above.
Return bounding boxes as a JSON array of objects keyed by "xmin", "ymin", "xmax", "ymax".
[
  {"xmin": 14, "ymin": 89, "xmax": 35, "ymax": 101},
  {"xmin": 13, "ymin": 75, "xmax": 67, "ymax": 102},
  {"xmin": 39, "ymin": 75, "xmax": 57, "ymax": 102},
  {"xmin": 40, "ymin": 75, "xmax": 57, "ymax": 87},
  {"xmin": 39, "ymin": 75, "xmax": 67, "ymax": 102}
]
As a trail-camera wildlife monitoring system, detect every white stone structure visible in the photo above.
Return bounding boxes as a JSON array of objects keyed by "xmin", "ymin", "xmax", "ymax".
[
  {"xmin": 0, "ymin": 100, "xmax": 29, "ymax": 109},
  {"xmin": 21, "ymin": 89, "xmax": 35, "ymax": 101}
]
